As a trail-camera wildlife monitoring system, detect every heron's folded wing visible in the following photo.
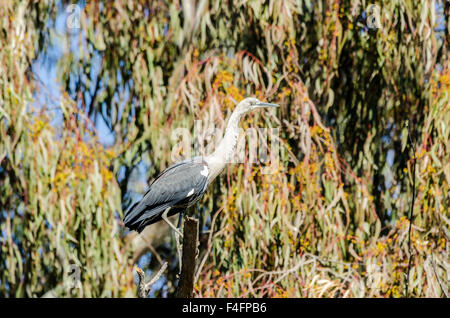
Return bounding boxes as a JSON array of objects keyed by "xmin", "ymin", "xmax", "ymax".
[{"xmin": 123, "ymin": 159, "xmax": 208, "ymax": 229}]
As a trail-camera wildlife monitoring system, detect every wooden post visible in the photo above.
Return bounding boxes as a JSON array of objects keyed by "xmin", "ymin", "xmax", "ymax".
[{"xmin": 176, "ymin": 216, "xmax": 199, "ymax": 298}]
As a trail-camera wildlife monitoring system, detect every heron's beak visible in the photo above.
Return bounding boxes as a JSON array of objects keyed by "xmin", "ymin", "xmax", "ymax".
[{"xmin": 256, "ymin": 102, "xmax": 279, "ymax": 108}]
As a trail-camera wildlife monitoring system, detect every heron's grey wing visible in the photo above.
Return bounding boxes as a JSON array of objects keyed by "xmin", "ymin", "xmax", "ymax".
[{"xmin": 123, "ymin": 158, "xmax": 208, "ymax": 231}]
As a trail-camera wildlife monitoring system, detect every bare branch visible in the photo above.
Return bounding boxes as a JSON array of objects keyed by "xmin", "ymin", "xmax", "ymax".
[
  {"xmin": 195, "ymin": 207, "xmax": 223, "ymax": 283},
  {"xmin": 136, "ymin": 262, "xmax": 168, "ymax": 298}
]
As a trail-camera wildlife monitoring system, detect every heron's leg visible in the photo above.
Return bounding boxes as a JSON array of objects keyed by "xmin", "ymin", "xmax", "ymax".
[
  {"xmin": 162, "ymin": 208, "xmax": 183, "ymax": 274},
  {"xmin": 175, "ymin": 231, "xmax": 183, "ymax": 275},
  {"xmin": 162, "ymin": 207, "xmax": 183, "ymax": 237},
  {"xmin": 176, "ymin": 210, "xmax": 184, "ymax": 228},
  {"xmin": 175, "ymin": 210, "xmax": 185, "ymax": 273}
]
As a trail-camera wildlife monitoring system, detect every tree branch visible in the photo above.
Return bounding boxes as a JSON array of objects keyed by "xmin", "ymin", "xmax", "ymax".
[{"xmin": 136, "ymin": 262, "xmax": 168, "ymax": 298}]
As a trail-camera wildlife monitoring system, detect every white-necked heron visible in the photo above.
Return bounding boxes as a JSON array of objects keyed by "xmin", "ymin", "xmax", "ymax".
[{"xmin": 123, "ymin": 97, "xmax": 278, "ymax": 233}]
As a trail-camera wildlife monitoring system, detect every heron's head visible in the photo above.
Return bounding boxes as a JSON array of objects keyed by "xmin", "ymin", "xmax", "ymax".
[{"xmin": 234, "ymin": 97, "xmax": 279, "ymax": 115}]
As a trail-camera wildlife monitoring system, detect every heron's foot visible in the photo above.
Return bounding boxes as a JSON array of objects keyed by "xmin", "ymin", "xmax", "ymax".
[{"xmin": 162, "ymin": 207, "xmax": 183, "ymax": 238}]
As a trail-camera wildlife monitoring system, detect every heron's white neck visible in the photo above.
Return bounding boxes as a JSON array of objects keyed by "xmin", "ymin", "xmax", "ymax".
[{"xmin": 205, "ymin": 110, "xmax": 243, "ymax": 182}]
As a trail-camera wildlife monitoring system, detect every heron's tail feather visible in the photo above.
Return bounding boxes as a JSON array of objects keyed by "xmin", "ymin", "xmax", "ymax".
[
  {"xmin": 123, "ymin": 200, "xmax": 148, "ymax": 232},
  {"xmin": 123, "ymin": 201, "xmax": 172, "ymax": 233}
]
